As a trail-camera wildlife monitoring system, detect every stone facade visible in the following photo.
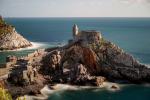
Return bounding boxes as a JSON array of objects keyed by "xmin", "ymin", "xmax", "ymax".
[
  {"xmin": 78, "ymin": 30, "xmax": 102, "ymax": 45},
  {"xmin": 72, "ymin": 25, "xmax": 102, "ymax": 46}
]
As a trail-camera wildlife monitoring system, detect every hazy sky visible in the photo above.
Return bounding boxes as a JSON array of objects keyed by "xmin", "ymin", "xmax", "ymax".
[{"xmin": 0, "ymin": 0, "xmax": 150, "ymax": 17}]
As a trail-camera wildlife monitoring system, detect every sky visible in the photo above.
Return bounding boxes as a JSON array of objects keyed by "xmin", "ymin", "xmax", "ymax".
[{"xmin": 0, "ymin": 0, "xmax": 150, "ymax": 17}]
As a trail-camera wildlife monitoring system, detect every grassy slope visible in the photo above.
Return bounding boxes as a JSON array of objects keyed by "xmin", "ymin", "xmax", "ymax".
[{"xmin": 0, "ymin": 18, "xmax": 13, "ymax": 36}]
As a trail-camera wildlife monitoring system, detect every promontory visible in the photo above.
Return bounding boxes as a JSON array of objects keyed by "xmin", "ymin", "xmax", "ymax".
[
  {"xmin": 0, "ymin": 16, "xmax": 32, "ymax": 50},
  {"xmin": 1, "ymin": 24, "xmax": 150, "ymax": 99}
]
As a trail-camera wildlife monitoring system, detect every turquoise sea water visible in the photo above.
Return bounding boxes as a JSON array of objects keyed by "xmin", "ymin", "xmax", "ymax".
[
  {"xmin": 1, "ymin": 17, "xmax": 150, "ymax": 100},
  {"xmin": 48, "ymin": 85, "xmax": 150, "ymax": 100}
]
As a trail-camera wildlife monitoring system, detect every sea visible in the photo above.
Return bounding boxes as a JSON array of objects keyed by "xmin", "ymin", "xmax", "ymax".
[{"xmin": 1, "ymin": 17, "xmax": 150, "ymax": 100}]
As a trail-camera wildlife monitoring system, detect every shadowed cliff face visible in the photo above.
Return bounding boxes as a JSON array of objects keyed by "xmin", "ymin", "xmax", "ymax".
[{"xmin": 61, "ymin": 44, "xmax": 100, "ymax": 75}]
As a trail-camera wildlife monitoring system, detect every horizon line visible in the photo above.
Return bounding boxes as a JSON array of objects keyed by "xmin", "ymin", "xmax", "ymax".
[{"xmin": 3, "ymin": 16, "xmax": 150, "ymax": 18}]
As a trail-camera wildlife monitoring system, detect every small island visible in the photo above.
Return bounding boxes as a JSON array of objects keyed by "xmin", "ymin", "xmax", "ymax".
[
  {"xmin": 1, "ymin": 24, "xmax": 150, "ymax": 99},
  {"xmin": 0, "ymin": 16, "xmax": 32, "ymax": 51}
]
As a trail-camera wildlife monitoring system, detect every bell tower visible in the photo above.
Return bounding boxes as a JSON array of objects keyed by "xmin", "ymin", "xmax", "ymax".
[{"xmin": 72, "ymin": 24, "xmax": 79, "ymax": 40}]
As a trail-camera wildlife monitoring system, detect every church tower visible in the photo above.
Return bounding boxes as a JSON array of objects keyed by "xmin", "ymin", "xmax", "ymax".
[{"xmin": 72, "ymin": 24, "xmax": 79, "ymax": 40}]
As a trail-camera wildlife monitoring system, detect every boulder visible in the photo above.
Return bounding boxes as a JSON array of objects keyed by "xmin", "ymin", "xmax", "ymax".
[
  {"xmin": 110, "ymin": 84, "xmax": 120, "ymax": 90},
  {"xmin": 41, "ymin": 50, "xmax": 62, "ymax": 75},
  {"xmin": 96, "ymin": 76, "xmax": 106, "ymax": 86},
  {"xmin": 71, "ymin": 63, "xmax": 91, "ymax": 84}
]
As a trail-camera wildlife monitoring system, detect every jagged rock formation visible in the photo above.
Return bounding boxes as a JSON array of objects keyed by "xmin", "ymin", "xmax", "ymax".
[
  {"xmin": 5, "ymin": 24, "xmax": 150, "ymax": 98},
  {"xmin": 0, "ymin": 16, "xmax": 32, "ymax": 50},
  {"xmin": 42, "ymin": 25, "xmax": 150, "ymax": 83},
  {"xmin": 94, "ymin": 39, "xmax": 150, "ymax": 82}
]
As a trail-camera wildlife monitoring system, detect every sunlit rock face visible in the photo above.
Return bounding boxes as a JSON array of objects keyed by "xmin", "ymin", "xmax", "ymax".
[
  {"xmin": 0, "ymin": 28, "xmax": 32, "ymax": 50},
  {"xmin": 61, "ymin": 44, "xmax": 100, "ymax": 75},
  {"xmin": 0, "ymin": 16, "xmax": 32, "ymax": 50}
]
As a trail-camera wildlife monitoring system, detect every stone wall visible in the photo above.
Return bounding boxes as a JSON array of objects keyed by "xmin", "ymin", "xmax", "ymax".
[{"xmin": 77, "ymin": 30, "xmax": 102, "ymax": 45}]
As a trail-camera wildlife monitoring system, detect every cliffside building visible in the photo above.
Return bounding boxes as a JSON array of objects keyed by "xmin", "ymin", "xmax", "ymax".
[
  {"xmin": 72, "ymin": 24, "xmax": 79, "ymax": 40},
  {"xmin": 72, "ymin": 24, "xmax": 102, "ymax": 45}
]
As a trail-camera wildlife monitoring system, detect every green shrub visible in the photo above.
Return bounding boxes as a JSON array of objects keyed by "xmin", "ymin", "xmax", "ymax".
[
  {"xmin": 0, "ymin": 86, "xmax": 12, "ymax": 100},
  {"xmin": 16, "ymin": 96, "xmax": 26, "ymax": 100}
]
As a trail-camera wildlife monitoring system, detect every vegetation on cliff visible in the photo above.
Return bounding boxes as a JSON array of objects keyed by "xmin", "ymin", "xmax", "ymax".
[
  {"xmin": 0, "ymin": 16, "xmax": 14, "ymax": 36},
  {"xmin": 0, "ymin": 81, "xmax": 12, "ymax": 100}
]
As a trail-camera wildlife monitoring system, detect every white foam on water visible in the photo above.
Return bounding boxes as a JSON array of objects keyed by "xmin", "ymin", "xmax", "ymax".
[
  {"xmin": 104, "ymin": 82, "xmax": 121, "ymax": 92},
  {"xmin": 40, "ymin": 85, "xmax": 57, "ymax": 97},
  {"xmin": 0, "ymin": 42, "xmax": 47, "ymax": 52},
  {"xmin": 38, "ymin": 83, "xmax": 121, "ymax": 99},
  {"xmin": 14, "ymin": 42, "xmax": 47, "ymax": 51},
  {"xmin": 14, "ymin": 82, "xmax": 124, "ymax": 100},
  {"xmin": 145, "ymin": 64, "xmax": 150, "ymax": 68},
  {"xmin": 52, "ymin": 84, "xmax": 79, "ymax": 90}
]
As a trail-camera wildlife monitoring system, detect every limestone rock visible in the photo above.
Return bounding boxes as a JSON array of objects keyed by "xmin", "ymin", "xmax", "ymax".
[
  {"xmin": 70, "ymin": 63, "xmax": 91, "ymax": 84},
  {"xmin": 61, "ymin": 44, "xmax": 100, "ymax": 75},
  {"xmin": 42, "ymin": 27, "xmax": 150, "ymax": 83},
  {"xmin": 41, "ymin": 50, "xmax": 62, "ymax": 75},
  {"xmin": 95, "ymin": 39, "xmax": 150, "ymax": 82},
  {"xmin": 96, "ymin": 76, "xmax": 106, "ymax": 86},
  {"xmin": 0, "ymin": 17, "xmax": 32, "ymax": 50}
]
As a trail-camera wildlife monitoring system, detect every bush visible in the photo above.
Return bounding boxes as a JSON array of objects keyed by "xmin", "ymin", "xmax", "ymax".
[
  {"xmin": 0, "ymin": 85, "xmax": 12, "ymax": 100},
  {"xmin": 16, "ymin": 96, "xmax": 26, "ymax": 100}
]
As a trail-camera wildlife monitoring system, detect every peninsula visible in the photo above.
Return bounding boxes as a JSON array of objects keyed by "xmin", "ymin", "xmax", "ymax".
[
  {"xmin": 1, "ymin": 24, "xmax": 150, "ymax": 99},
  {"xmin": 0, "ymin": 16, "xmax": 32, "ymax": 50}
]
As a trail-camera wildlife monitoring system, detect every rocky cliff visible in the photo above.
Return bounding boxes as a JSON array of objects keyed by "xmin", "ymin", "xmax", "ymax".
[
  {"xmin": 0, "ymin": 16, "xmax": 32, "ymax": 50},
  {"xmin": 41, "ymin": 25, "xmax": 150, "ymax": 84},
  {"xmin": 4, "ymin": 24, "xmax": 150, "ymax": 98}
]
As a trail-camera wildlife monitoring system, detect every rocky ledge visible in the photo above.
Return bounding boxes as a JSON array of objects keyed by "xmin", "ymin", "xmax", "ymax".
[
  {"xmin": 2, "ymin": 24, "xmax": 150, "ymax": 99},
  {"xmin": 0, "ymin": 16, "xmax": 32, "ymax": 50}
]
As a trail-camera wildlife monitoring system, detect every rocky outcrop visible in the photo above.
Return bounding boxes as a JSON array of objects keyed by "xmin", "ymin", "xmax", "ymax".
[
  {"xmin": 61, "ymin": 44, "xmax": 100, "ymax": 75},
  {"xmin": 41, "ymin": 49, "xmax": 62, "ymax": 76},
  {"xmin": 93, "ymin": 40, "xmax": 150, "ymax": 83},
  {"xmin": 96, "ymin": 76, "xmax": 106, "ymax": 86},
  {"xmin": 31, "ymin": 25, "xmax": 150, "ymax": 84},
  {"xmin": 69, "ymin": 63, "xmax": 91, "ymax": 84},
  {"xmin": 0, "ymin": 16, "xmax": 32, "ymax": 50},
  {"xmin": 5, "ymin": 24, "xmax": 150, "ymax": 99}
]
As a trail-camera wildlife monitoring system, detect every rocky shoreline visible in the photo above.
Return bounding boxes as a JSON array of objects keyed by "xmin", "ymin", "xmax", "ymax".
[
  {"xmin": 0, "ymin": 16, "xmax": 32, "ymax": 51},
  {"xmin": 1, "ymin": 24, "xmax": 150, "ymax": 99}
]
